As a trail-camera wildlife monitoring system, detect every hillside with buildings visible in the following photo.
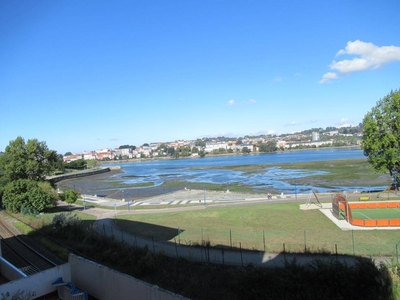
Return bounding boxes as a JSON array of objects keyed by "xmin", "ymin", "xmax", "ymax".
[{"xmin": 63, "ymin": 125, "xmax": 363, "ymax": 163}]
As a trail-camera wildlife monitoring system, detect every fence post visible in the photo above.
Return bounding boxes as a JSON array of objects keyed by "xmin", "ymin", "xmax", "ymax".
[
  {"xmin": 263, "ymin": 230, "xmax": 266, "ymax": 252},
  {"xmin": 174, "ymin": 238, "xmax": 178, "ymax": 259},
  {"xmin": 352, "ymin": 230, "xmax": 355, "ymax": 255},
  {"xmin": 304, "ymin": 230, "xmax": 307, "ymax": 252},
  {"xmin": 335, "ymin": 243, "xmax": 338, "ymax": 255},
  {"xmin": 240, "ymin": 242, "xmax": 243, "ymax": 267},
  {"xmin": 283, "ymin": 243, "xmax": 286, "ymax": 253},
  {"xmin": 230, "ymin": 229, "xmax": 232, "ymax": 249}
]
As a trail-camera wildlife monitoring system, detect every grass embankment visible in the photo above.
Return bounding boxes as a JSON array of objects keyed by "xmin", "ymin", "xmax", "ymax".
[
  {"xmin": 115, "ymin": 202, "xmax": 400, "ymax": 256},
  {"xmin": 8, "ymin": 208, "xmax": 97, "ymax": 261}
]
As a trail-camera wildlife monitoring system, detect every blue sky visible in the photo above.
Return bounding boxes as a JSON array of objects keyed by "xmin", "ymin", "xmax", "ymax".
[{"xmin": 1, "ymin": 1, "xmax": 400, "ymax": 155}]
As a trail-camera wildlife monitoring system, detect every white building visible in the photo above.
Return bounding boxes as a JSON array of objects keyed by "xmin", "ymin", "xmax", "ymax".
[{"xmin": 312, "ymin": 132, "xmax": 320, "ymax": 141}]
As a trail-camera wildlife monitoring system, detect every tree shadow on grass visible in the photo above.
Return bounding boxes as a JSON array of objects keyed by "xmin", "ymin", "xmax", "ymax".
[{"xmin": 114, "ymin": 219, "xmax": 183, "ymax": 241}]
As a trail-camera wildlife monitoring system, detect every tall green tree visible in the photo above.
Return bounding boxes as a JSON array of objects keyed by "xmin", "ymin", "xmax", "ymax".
[
  {"xmin": 2, "ymin": 179, "xmax": 56, "ymax": 213},
  {"xmin": 1, "ymin": 136, "xmax": 60, "ymax": 182},
  {"xmin": 59, "ymin": 189, "xmax": 80, "ymax": 209},
  {"xmin": 0, "ymin": 137, "xmax": 61, "ymax": 211},
  {"xmin": 362, "ymin": 89, "xmax": 400, "ymax": 177}
]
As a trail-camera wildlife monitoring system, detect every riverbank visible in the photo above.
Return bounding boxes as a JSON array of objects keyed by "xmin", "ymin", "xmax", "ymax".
[
  {"xmin": 99, "ymin": 146, "xmax": 362, "ymax": 165},
  {"xmin": 56, "ymin": 148, "xmax": 388, "ymax": 200}
]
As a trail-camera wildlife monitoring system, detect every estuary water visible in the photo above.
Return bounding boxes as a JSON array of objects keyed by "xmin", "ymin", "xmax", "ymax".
[{"xmin": 105, "ymin": 147, "xmax": 380, "ymax": 194}]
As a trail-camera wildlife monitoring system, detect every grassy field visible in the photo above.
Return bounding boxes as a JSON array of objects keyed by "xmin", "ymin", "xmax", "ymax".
[{"xmin": 114, "ymin": 201, "xmax": 400, "ymax": 256}]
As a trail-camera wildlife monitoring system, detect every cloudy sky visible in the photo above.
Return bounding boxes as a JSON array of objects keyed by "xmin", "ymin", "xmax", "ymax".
[{"xmin": 1, "ymin": 0, "xmax": 399, "ymax": 154}]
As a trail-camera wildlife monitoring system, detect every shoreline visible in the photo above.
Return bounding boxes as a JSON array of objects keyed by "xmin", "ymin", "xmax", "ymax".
[
  {"xmin": 99, "ymin": 146, "xmax": 362, "ymax": 165},
  {"xmin": 56, "ymin": 147, "xmax": 381, "ymax": 200}
]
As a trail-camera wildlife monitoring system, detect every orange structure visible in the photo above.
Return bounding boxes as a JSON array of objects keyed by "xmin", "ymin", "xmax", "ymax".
[{"xmin": 332, "ymin": 194, "xmax": 400, "ymax": 227}]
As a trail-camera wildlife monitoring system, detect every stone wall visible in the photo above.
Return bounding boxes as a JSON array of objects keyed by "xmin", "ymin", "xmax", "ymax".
[{"xmin": 47, "ymin": 167, "xmax": 121, "ymax": 184}]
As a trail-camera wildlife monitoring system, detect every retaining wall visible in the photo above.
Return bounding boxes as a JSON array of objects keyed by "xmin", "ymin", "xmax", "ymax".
[{"xmin": 47, "ymin": 166, "xmax": 120, "ymax": 184}]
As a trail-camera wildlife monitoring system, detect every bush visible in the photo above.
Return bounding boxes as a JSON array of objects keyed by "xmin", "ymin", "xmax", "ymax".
[{"xmin": 52, "ymin": 212, "xmax": 81, "ymax": 228}]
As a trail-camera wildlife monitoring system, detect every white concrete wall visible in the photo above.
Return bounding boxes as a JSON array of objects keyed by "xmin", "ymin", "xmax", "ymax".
[
  {"xmin": 0, "ymin": 257, "xmax": 26, "ymax": 282},
  {"xmin": 0, "ymin": 263, "xmax": 70, "ymax": 298},
  {"xmin": 69, "ymin": 254, "xmax": 187, "ymax": 300}
]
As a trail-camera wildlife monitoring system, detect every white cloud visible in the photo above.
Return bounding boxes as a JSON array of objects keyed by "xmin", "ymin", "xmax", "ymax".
[
  {"xmin": 248, "ymin": 99, "xmax": 256, "ymax": 104},
  {"xmin": 319, "ymin": 72, "xmax": 338, "ymax": 84},
  {"xmin": 319, "ymin": 40, "xmax": 400, "ymax": 83},
  {"xmin": 338, "ymin": 118, "xmax": 351, "ymax": 127},
  {"xmin": 285, "ymin": 121, "xmax": 299, "ymax": 126},
  {"xmin": 228, "ymin": 99, "xmax": 235, "ymax": 106},
  {"xmin": 254, "ymin": 130, "xmax": 275, "ymax": 135}
]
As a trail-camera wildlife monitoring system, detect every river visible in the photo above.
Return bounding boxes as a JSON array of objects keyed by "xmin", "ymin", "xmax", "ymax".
[{"xmin": 102, "ymin": 147, "xmax": 383, "ymax": 195}]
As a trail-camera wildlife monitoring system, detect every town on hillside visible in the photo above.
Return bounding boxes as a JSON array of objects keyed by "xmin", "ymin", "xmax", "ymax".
[{"xmin": 63, "ymin": 125, "xmax": 363, "ymax": 163}]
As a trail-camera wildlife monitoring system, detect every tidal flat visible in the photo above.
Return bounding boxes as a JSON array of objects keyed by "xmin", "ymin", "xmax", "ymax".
[{"xmin": 57, "ymin": 158, "xmax": 391, "ymax": 199}]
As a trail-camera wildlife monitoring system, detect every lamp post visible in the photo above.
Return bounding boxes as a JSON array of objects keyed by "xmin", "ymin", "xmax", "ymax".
[
  {"xmin": 394, "ymin": 170, "xmax": 398, "ymax": 195},
  {"xmin": 203, "ymin": 185, "xmax": 206, "ymax": 207},
  {"xmin": 126, "ymin": 191, "xmax": 130, "ymax": 211}
]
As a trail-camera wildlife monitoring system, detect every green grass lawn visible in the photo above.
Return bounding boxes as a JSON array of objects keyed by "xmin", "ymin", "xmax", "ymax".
[
  {"xmin": 351, "ymin": 208, "xmax": 400, "ymax": 220},
  {"xmin": 115, "ymin": 202, "xmax": 400, "ymax": 256}
]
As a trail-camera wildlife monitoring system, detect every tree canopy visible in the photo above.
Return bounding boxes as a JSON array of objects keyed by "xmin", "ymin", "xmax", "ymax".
[
  {"xmin": 362, "ymin": 89, "xmax": 400, "ymax": 177},
  {"xmin": 2, "ymin": 179, "xmax": 56, "ymax": 213},
  {"xmin": 0, "ymin": 136, "xmax": 60, "ymax": 182},
  {"xmin": 0, "ymin": 136, "xmax": 61, "ymax": 212}
]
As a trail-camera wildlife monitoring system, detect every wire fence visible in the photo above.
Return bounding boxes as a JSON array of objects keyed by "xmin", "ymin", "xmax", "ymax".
[{"xmin": 99, "ymin": 222, "xmax": 398, "ymax": 258}]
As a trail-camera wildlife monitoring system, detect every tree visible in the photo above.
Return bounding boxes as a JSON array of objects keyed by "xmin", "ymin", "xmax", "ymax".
[
  {"xmin": 1, "ymin": 137, "xmax": 61, "ymax": 183},
  {"xmin": 65, "ymin": 152, "xmax": 73, "ymax": 156},
  {"xmin": 64, "ymin": 158, "xmax": 86, "ymax": 170},
  {"xmin": 2, "ymin": 179, "xmax": 57, "ymax": 213},
  {"xmin": 195, "ymin": 139, "xmax": 206, "ymax": 147},
  {"xmin": 0, "ymin": 137, "xmax": 61, "ymax": 210},
  {"xmin": 242, "ymin": 147, "xmax": 251, "ymax": 154},
  {"xmin": 258, "ymin": 141, "xmax": 277, "ymax": 153},
  {"xmin": 86, "ymin": 159, "xmax": 98, "ymax": 169},
  {"xmin": 119, "ymin": 145, "xmax": 136, "ymax": 150},
  {"xmin": 192, "ymin": 146, "xmax": 199, "ymax": 153},
  {"xmin": 362, "ymin": 89, "xmax": 400, "ymax": 177},
  {"xmin": 59, "ymin": 189, "xmax": 80, "ymax": 209}
]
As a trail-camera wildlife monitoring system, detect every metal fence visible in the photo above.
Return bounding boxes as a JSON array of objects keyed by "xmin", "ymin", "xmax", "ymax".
[{"xmin": 98, "ymin": 222, "xmax": 398, "ymax": 259}]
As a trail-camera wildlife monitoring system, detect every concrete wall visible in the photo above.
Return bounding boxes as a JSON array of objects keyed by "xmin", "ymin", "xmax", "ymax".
[
  {"xmin": 47, "ymin": 167, "xmax": 120, "ymax": 184},
  {"xmin": 0, "ymin": 257, "xmax": 26, "ymax": 282},
  {"xmin": 69, "ymin": 254, "xmax": 187, "ymax": 300},
  {"xmin": 0, "ymin": 263, "xmax": 70, "ymax": 298}
]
